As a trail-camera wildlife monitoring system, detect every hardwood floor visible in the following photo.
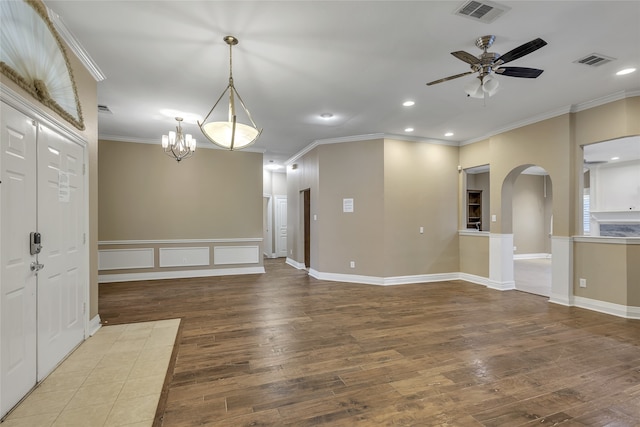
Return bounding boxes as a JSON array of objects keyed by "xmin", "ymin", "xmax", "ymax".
[{"xmin": 99, "ymin": 259, "xmax": 640, "ymax": 426}]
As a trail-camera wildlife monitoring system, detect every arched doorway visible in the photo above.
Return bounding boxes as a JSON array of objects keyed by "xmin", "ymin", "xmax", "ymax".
[{"xmin": 497, "ymin": 164, "xmax": 553, "ymax": 298}]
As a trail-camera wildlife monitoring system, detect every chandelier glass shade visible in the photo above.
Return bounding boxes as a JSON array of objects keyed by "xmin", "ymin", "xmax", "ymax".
[
  {"xmin": 162, "ymin": 117, "xmax": 196, "ymax": 162},
  {"xmin": 198, "ymin": 36, "xmax": 262, "ymax": 150}
]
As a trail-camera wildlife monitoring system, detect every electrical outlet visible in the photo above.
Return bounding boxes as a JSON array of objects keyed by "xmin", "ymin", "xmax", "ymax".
[
  {"xmin": 513, "ymin": 246, "xmax": 517, "ymax": 252},
  {"xmin": 350, "ymin": 261, "xmax": 355, "ymax": 268},
  {"xmin": 579, "ymin": 278, "xmax": 587, "ymax": 288}
]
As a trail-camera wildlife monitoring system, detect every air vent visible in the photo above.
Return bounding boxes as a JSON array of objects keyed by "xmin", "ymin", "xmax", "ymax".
[
  {"xmin": 97, "ymin": 104, "xmax": 112, "ymax": 114},
  {"xmin": 574, "ymin": 53, "xmax": 616, "ymax": 67},
  {"xmin": 454, "ymin": 0, "xmax": 510, "ymax": 23}
]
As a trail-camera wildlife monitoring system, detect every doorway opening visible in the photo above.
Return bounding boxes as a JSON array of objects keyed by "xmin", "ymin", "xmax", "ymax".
[
  {"xmin": 302, "ymin": 189, "xmax": 310, "ymax": 269},
  {"xmin": 510, "ymin": 166, "xmax": 553, "ymax": 297}
]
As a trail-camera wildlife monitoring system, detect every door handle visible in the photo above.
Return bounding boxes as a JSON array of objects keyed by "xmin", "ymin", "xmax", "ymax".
[{"xmin": 30, "ymin": 262, "xmax": 45, "ymax": 272}]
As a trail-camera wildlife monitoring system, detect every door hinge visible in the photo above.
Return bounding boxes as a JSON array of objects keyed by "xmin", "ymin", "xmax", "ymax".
[
  {"xmin": 83, "ymin": 302, "xmax": 86, "ymax": 314},
  {"xmin": 83, "ymin": 233, "xmax": 86, "ymax": 244},
  {"xmin": 83, "ymin": 164, "xmax": 86, "ymax": 175}
]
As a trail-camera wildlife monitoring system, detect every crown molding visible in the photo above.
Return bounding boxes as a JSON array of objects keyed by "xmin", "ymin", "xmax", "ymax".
[
  {"xmin": 285, "ymin": 133, "xmax": 458, "ymax": 165},
  {"xmin": 461, "ymin": 89, "xmax": 640, "ymax": 146},
  {"xmin": 47, "ymin": 6, "xmax": 106, "ymax": 82},
  {"xmin": 570, "ymin": 89, "xmax": 640, "ymax": 113}
]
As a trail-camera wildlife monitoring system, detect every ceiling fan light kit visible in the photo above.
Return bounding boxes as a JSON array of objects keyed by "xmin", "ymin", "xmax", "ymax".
[{"xmin": 427, "ymin": 35, "xmax": 547, "ymax": 98}]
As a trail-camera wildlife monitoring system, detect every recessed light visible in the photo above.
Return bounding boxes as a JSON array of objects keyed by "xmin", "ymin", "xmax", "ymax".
[
  {"xmin": 444, "ymin": 132, "xmax": 454, "ymax": 137},
  {"xmin": 320, "ymin": 113, "xmax": 333, "ymax": 119},
  {"xmin": 616, "ymin": 68, "xmax": 636, "ymax": 76},
  {"xmin": 404, "ymin": 127, "xmax": 414, "ymax": 132},
  {"xmin": 402, "ymin": 101, "xmax": 415, "ymax": 107},
  {"xmin": 611, "ymin": 156, "xmax": 620, "ymax": 160}
]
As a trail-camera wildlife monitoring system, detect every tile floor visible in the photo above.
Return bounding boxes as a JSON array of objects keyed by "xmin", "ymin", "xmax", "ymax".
[{"xmin": 2, "ymin": 319, "xmax": 180, "ymax": 427}]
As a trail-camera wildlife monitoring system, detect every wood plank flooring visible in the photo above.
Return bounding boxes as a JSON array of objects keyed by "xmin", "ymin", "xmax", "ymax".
[{"xmin": 99, "ymin": 259, "xmax": 640, "ymax": 426}]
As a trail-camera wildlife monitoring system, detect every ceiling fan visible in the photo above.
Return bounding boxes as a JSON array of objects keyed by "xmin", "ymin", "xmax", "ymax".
[{"xmin": 426, "ymin": 35, "xmax": 547, "ymax": 98}]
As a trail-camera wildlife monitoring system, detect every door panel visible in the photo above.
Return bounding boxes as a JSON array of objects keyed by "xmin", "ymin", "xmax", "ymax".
[
  {"xmin": 275, "ymin": 196, "xmax": 287, "ymax": 258},
  {"xmin": 0, "ymin": 103, "xmax": 37, "ymax": 417},
  {"xmin": 36, "ymin": 125, "xmax": 85, "ymax": 380}
]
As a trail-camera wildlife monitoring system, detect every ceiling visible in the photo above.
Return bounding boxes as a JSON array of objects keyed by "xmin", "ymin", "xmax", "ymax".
[{"xmin": 45, "ymin": 1, "xmax": 640, "ymax": 166}]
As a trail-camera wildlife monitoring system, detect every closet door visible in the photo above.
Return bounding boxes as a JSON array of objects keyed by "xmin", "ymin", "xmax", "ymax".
[
  {"xmin": 36, "ymin": 124, "xmax": 85, "ymax": 380},
  {"xmin": 0, "ymin": 103, "xmax": 38, "ymax": 417}
]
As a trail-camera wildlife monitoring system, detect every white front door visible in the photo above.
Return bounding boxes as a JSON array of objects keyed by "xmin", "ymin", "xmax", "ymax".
[
  {"xmin": 0, "ymin": 104, "xmax": 38, "ymax": 416},
  {"xmin": 275, "ymin": 196, "xmax": 288, "ymax": 258},
  {"xmin": 0, "ymin": 102, "xmax": 86, "ymax": 417},
  {"xmin": 36, "ymin": 125, "xmax": 85, "ymax": 380}
]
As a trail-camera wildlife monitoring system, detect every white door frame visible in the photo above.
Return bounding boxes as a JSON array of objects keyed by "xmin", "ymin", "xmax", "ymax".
[
  {"xmin": 274, "ymin": 195, "xmax": 288, "ymax": 258},
  {"xmin": 263, "ymin": 194, "xmax": 273, "ymax": 258}
]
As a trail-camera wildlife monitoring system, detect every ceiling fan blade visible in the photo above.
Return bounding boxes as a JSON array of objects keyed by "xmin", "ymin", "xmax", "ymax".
[
  {"xmin": 426, "ymin": 71, "xmax": 474, "ymax": 86},
  {"xmin": 451, "ymin": 51, "xmax": 480, "ymax": 65},
  {"xmin": 495, "ymin": 38, "xmax": 547, "ymax": 65},
  {"xmin": 495, "ymin": 67, "xmax": 544, "ymax": 78}
]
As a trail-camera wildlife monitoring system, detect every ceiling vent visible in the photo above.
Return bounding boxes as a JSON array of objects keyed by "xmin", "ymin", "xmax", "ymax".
[
  {"xmin": 574, "ymin": 53, "xmax": 616, "ymax": 67},
  {"xmin": 98, "ymin": 104, "xmax": 112, "ymax": 114},
  {"xmin": 454, "ymin": 0, "xmax": 510, "ymax": 23}
]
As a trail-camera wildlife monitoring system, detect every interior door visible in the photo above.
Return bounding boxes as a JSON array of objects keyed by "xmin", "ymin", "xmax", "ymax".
[
  {"xmin": 274, "ymin": 196, "xmax": 287, "ymax": 258},
  {"xmin": 303, "ymin": 189, "xmax": 310, "ymax": 268},
  {"xmin": 36, "ymin": 123, "xmax": 85, "ymax": 380},
  {"xmin": 0, "ymin": 103, "xmax": 38, "ymax": 417}
]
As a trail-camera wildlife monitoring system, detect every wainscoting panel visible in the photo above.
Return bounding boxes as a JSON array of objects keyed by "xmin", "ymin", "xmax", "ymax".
[
  {"xmin": 98, "ymin": 239, "xmax": 263, "ymax": 282},
  {"xmin": 159, "ymin": 247, "xmax": 209, "ymax": 268},
  {"xmin": 98, "ymin": 248, "xmax": 154, "ymax": 271},
  {"xmin": 214, "ymin": 245, "xmax": 260, "ymax": 265}
]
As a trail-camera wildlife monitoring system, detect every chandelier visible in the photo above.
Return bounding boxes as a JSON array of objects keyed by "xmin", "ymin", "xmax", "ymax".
[
  {"xmin": 161, "ymin": 117, "xmax": 196, "ymax": 162},
  {"xmin": 198, "ymin": 36, "xmax": 262, "ymax": 150}
]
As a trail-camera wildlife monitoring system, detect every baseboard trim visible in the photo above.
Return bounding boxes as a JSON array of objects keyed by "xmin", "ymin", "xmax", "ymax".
[
  {"xmin": 514, "ymin": 253, "xmax": 552, "ymax": 260},
  {"xmin": 309, "ymin": 270, "xmax": 472, "ymax": 287},
  {"xmin": 286, "ymin": 258, "xmax": 307, "ymax": 270},
  {"xmin": 573, "ymin": 296, "xmax": 640, "ymax": 319},
  {"xmin": 98, "ymin": 266, "xmax": 265, "ymax": 283},
  {"xmin": 458, "ymin": 273, "xmax": 490, "ymax": 287},
  {"xmin": 549, "ymin": 293, "xmax": 573, "ymax": 307},
  {"xmin": 296, "ymin": 266, "xmax": 640, "ymax": 319},
  {"xmin": 88, "ymin": 314, "xmax": 102, "ymax": 336},
  {"xmin": 487, "ymin": 280, "xmax": 516, "ymax": 291}
]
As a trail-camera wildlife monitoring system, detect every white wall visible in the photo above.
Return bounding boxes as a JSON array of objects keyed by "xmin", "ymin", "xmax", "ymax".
[{"xmin": 590, "ymin": 160, "xmax": 640, "ymax": 212}]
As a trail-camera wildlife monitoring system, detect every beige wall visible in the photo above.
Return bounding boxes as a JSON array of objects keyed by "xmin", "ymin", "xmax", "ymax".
[
  {"xmin": 459, "ymin": 234, "xmax": 489, "ymax": 277},
  {"xmin": 459, "ymin": 139, "xmax": 489, "ymax": 169},
  {"xmin": 287, "ymin": 138, "xmax": 459, "ymax": 278},
  {"xmin": 574, "ymin": 241, "xmax": 629, "ymax": 305},
  {"xmin": 574, "ymin": 97, "xmax": 640, "ymax": 146},
  {"xmin": 383, "ymin": 139, "xmax": 459, "ymax": 276},
  {"xmin": 490, "ymin": 114, "xmax": 572, "ymax": 236},
  {"xmin": 513, "ymin": 174, "xmax": 552, "ymax": 255},
  {"xmin": 627, "ymin": 244, "xmax": 640, "ymax": 306},
  {"xmin": 317, "ymin": 140, "xmax": 385, "ymax": 275},
  {"xmin": 99, "ymin": 140, "xmax": 263, "ymax": 241}
]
